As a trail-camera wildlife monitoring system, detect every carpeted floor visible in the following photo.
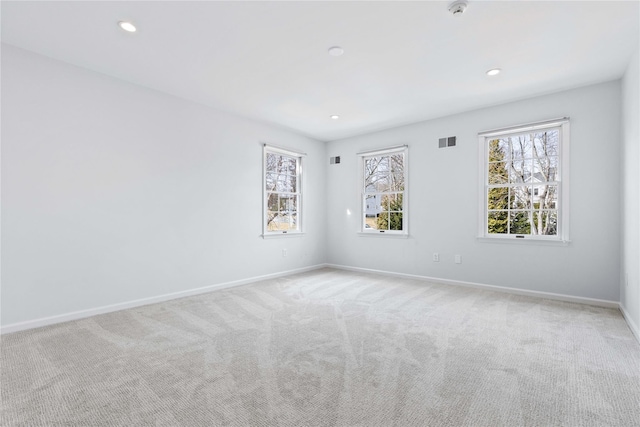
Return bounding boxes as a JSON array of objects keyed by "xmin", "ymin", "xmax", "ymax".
[{"xmin": 2, "ymin": 268, "xmax": 639, "ymax": 426}]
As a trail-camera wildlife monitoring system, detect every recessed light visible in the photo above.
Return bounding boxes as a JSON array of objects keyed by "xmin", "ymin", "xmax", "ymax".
[
  {"xmin": 118, "ymin": 21, "xmax": 137, "ymax": 33},
  {"xmin": 328, "ymin": 46, "xmax": 344, "ymax": 57},
  {"xmin": 486, "ymin": 68, "xmax": 501, "ymax": 76},
  {"xmin": 330, "ymin": 115, "xmax": 340, "ymax": 120}
]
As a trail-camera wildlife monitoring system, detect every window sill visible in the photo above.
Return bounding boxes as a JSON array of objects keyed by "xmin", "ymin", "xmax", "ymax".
[
  {"xmin": 262, "ymin": 232, "xmax": 305, "ymax": 239},
  {"xmin": 477, "ymin": 236, "xmax": 570, "ymax": 246},
  {"xmin": 358, "ymin": 232, "xmax": 409, "ymax": 239}
]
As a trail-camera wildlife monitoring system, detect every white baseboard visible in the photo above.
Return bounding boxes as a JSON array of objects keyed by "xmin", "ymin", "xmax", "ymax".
[
  {"xmin": 5, "ymin": 263, "xmax": 630, "ymax": 339},
  {"xmin": 1, "ymin": 264, "xmax": 328, "ymax": 335},
  {"xmin": 619, "ymin": 304, "xmax": 640, "ymax": 343},
  {"xmin": 326, "ymin": 264, "xmax": 620, "ymax": 309}
]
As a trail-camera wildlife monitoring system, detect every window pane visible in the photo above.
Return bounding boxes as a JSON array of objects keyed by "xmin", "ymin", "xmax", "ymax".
[
  {"xmin": 510, "ymin": 186, "xmax": 531, "ymax": 209},
  {"xmin": 365, "ymin": 194, "xmax": 380, "ymax": 218},
  {"xmin": 267, "ymin": 213, "xmax": 298, "ymax": 231},
  {"xmin": 488, "ymin": 187, "xmax": 509, "ymax": 210},
  {"xmin": 364, "ymin": 158, "xmax": 381, "ymax": 180},
  {"xmin": 275, "ymin": 174, "xmax": 296, "ymax": 193},
  {"xmin": 532, "ymin": 211, "xmax": 557, "ymax": 235},
  {"xmin": 391, "ymin": 173, "xmax": 404, "ymax": 191},
  {"xmin": 267, "ymin": 193, "xmax": 278, "ymax": 211},
  {"xmin": 265, "ymin": 173, "xmax": 276, "ymax": 191},
  {"xmin": 532, "ymin": 157, "xmax": 558, "ymax": 182},
  {"xmin": 510, "ymin": 135, "xmax": 532, "ymax": 160},
  {"xmin": 277, "ymin": 156, "xmax": 296, "ymax": 174},
  {"xmin": 389, "ymin": 154, "xmax": 404, "ymax": 173},
  {"xmin": 266, "ymin": 211, "xmax": 278, "ymax": 230},
  {"xmin": 278, "ymin": 195, "xmax": 297, "ymax": 213},
  {"xmin": 381, "ymin": 194, "xmax": 391, "ymax": 210},
  {"xmin": 487, "ymin": 211, "xmax": 508, "ymax": 234},
  {"xmin": 533, "ymin": 130, "xmax": 559, "ymax": 158},
  {"xmin": 488, "ymin": 162, "xmax": 508, "ymax": 184},
  {"xmin": 533, "ymin": 185, "xmax": 557, "ymax": 209},
  {"xmin": 395, "ymin": 193, "xmax": 404, "ymax": 211},
  {"xmin": 489, "ymin": 139, "xmax": 509, "ymax": 163},
  {"xmin": 548, "ymin": 157, "xmax": 559, "ymax": 180},
  {"xmin": 377, "ymin": 156, "xmax": 390, "ymax": 171},
  {"xmin": 375, "ymin": 211, "xmax": 390, "ymax": 230},
  {"xmin": 509, "ymin": 211, "xmax": 531, "ymax": 235},
  {"xmin": 266, "ymin": 153, "xmax": 278, "ymax": 172},
  {"xmin": 389, "ymin": 212, "xmax": 403, "ymax": 230},
  {"xmin": 365, "ymin": 217, "xmax": 380, "ymax": 230},
  {"xmin": 509, "ymin": 159, "xmax": 532, "ymax": 183},
  {"xmin": 380, "ymin": 193, "xmax": 404, "ymax": 211},
  {"xmin": 369, "ymin": 173, "xmax": 390, "ymax": 192},
  {"xmin": 268, "ymin": 213, "xmax": 283, "ymax": 231}
]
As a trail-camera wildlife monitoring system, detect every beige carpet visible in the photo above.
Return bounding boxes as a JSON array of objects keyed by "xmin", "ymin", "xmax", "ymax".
[{"xmin": 2, "ymin": 268, "xmax": 639, "ymax": 426}]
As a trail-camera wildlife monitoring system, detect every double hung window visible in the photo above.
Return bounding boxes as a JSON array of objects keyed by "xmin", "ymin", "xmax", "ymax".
[
  {"xmin": 479, "ymin": 118, "xmax": 570, "ymax": 241},
  {"xmin": 360, "ymin": 146, "xmax": 408, "ymax": 235},
  {"xmin": 263, "ymin": 145, "xmax": 304, "ymax": 236}
]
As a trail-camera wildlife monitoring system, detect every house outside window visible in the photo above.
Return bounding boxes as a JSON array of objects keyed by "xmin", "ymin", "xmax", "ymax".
[
  {"xmin": 359, "ymin": 146, "xmax": 408, "ymax": 235},
  {"xmin": 263, "ymin": 145, "xmax": 304, "ymax": 236},
  {"xmin": 478, "ymin": 118, "xmax": 570, "ymax": 242}
]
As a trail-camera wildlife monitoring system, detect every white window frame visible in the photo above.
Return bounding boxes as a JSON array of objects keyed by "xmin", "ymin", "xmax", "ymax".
[
  {"xmin": 358, "ymin": 145, "xmax": 409, "ymax": 237},
  {"xmin": 263, "ymin": 144, "xmax": 305, "ymax": 238},
  {"xmin": 478, "ymin": 117, "xmax": 570, "ymax": 243}
]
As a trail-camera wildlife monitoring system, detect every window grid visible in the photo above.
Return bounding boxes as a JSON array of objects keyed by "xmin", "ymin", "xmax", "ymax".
[
  {"xmin": 480, "ymin": 120, "xmax": 569, "ymax": 241},
  {"xmin": 360, "ymin": 148, "xmax": 407, "ymax": 235},
  {"xmin": 263, "ymin": 146, "xmax": 303, "ymax": 236}
]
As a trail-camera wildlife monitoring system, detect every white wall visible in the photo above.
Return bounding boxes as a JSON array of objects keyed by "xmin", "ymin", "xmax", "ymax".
[
  {"xmin": 1, "ymin": 45, "xmax": 326, "ymax": 327},
  {"xmin": 621, "ymin": 46, "xmax": 640, "ymax": 335},
  {"xmin": 1, "ymin": 43, "xmax": 633, "ymax": 331},
  {"xmin": 326, "ymin": 81, "xmax": 622, "ymax": 302}
]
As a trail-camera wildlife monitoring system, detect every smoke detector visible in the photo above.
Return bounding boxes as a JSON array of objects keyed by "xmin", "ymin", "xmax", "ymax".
[{"xmin": 448, "ymin": 1, "xmax": 468, "ymax": 16}]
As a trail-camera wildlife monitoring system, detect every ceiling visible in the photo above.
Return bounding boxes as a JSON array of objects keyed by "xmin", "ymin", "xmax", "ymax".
[{"xmin": 2, "ymin": 1, "xmax": 639, "ymax": 142}]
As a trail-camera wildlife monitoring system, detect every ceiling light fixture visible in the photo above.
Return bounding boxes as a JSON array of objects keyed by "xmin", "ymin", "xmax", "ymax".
[
  {"xmin": 486, "ymin": 68, "xmax": 502, "ymax": 76},
  {"xmin": 330, "ymin": 115, "xmax": 340, "ymax": 120},
  {"xmin": 118, "ymin": 21, "xmax": 137, "ymax": 33},
  {"xmin": 328, "ymin": 46, "xmax": 344, "ymax": 57}
]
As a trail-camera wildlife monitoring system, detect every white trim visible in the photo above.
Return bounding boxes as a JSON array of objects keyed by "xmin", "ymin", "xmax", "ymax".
[
  {"xmin": 0, "ymin": 264, "xmax": 328, "ymax": 335},
  {"xmin": 357, "ymin": 144, "xmax": 408, "ymax": 157},
  {"xmin": 262, "ymin": 143, "xmax": 307, "ymax": 158},
  {"xmin": 476, "ymin": 236, "xmax": 570, "ymax": 246},
  {"xmin": 326, "ymin": 264, "xmax": 619, "ymax": 309},
  {"xmin": 261, "ymin": 232, "xmax": 305, "ymax": 239},
  {"xmin": 560, "ymin": 120, "xmax": 571, "ymax": 240},
  {"xmin": 477, "ymin": 134, "xmax": 486, "ymax": 238},
  {"xmin": 619, "ymin": 305, "xmax": 640, "ymax": 343},
  {"xmin": 357, "ymin": 232, "xmax": 409, "ymax": 238},
  {"xmin": 478, "ymin": 117, "xmax": 570, "ymax": 137}
]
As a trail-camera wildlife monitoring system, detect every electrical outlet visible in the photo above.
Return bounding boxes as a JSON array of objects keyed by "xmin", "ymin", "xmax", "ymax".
[
  {"xmin": 454, "ymin": 255, "xmax": 462, "ymax": 264},
  {"xmin": 282, "ymin": 249, "xmax": 287, "ymax": 258},
  {"xmin": 433, "ymin": 253, "xmax": 440, "ymax": 262}
]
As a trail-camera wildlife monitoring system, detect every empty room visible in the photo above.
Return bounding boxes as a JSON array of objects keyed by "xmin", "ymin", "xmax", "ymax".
[{"xmin": 1, "ymin": 1, "xmax": 639, "ymax": 426}]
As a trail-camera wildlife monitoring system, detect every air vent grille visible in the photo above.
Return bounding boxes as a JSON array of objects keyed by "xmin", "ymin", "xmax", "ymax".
[{"xmin": 438, "ymin": 136, "xmax": 456, "ymax": 148}]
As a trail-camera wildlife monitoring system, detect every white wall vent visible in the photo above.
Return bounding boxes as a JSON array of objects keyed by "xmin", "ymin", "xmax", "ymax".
[{"xmin": 438, "ymin": 136, "xmax": 456, "ymax": 148}]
